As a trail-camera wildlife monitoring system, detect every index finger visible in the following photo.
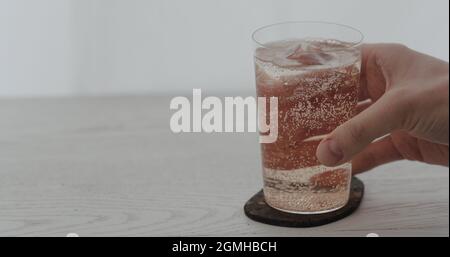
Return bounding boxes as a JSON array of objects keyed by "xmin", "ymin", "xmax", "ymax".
[{"xmin": 358, "ymin": 44, "xmax": 388, "ymax": 101}]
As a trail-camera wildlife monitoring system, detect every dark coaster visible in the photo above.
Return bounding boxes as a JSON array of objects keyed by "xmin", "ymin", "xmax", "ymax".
[{"xmin": 244, "ymin": 177, "xmax": 364, "ymax": 227}]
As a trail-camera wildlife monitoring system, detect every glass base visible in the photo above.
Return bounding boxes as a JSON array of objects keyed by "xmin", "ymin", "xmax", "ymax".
[{"xmin": 265, "ymin": 198, "xmax": 349, "ymax": 215}]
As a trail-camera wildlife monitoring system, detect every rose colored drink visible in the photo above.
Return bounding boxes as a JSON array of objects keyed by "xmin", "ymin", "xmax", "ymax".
[{"xmin": 255, "ymin": 39, "xmax": 361, "ymax": 213}]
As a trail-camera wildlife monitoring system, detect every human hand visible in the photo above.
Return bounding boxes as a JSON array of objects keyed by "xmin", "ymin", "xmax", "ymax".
[{"xmin": 316, "ymin": 43, "xmax": 449, "ymax": 173}]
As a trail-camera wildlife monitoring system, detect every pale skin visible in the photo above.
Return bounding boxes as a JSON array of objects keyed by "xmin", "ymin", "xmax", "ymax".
[{"xmin": 316, "ymin": 43, "xmax": 449, "ymax": 174}]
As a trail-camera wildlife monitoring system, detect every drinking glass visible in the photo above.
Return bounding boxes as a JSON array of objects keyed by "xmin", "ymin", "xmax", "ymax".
[{"xmin": 253, "ymin": 21, "xmax": 363, "ymax": 214}]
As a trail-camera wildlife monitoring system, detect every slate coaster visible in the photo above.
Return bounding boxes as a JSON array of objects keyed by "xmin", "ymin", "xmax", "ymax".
[{"xmin": 244, "ymin": 177, "xmax": 364, "ymax": 227}]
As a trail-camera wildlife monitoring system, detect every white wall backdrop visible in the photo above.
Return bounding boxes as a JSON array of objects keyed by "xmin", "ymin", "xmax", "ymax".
[{"xmin": 0, "ymin": 0, "xmax": 449, "ymax": 97}]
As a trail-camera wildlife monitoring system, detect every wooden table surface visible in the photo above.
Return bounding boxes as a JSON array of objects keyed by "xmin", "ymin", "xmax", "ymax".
[{"xmin": 0, "ymin": 96, "xmax": 448, "ymax": 237}]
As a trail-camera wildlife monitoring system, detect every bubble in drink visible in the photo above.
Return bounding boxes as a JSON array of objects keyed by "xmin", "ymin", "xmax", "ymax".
[{"xmin": 255, "ymin": 39, "xmax": 361, "ymax": 214}]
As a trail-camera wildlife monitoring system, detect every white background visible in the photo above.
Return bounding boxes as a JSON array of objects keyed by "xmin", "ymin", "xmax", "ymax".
[{"xmin": 0, "ymin": 0, "xmax": 448, "ymax": 97}]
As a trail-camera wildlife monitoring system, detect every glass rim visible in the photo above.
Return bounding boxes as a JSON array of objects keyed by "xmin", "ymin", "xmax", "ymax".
[{"xmin": 252, "ymin": 21, "xmax": 364, "ymax": 52}]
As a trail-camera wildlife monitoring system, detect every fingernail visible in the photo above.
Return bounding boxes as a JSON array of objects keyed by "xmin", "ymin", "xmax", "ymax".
[{"xmin": 321, "ymin": 138, "xmax": 344, "ymax": 165}]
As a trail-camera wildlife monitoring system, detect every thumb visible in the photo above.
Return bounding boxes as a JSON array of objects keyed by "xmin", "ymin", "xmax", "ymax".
[{"xmin": 316, "ymin": 91, "xmax": 409, "ymax": 166}]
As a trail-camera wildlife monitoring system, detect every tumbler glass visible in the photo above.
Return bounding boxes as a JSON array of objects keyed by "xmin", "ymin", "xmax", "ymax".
[{"xmin": 253, "ymin": 21, "xmax": 363, "ymax": 214}]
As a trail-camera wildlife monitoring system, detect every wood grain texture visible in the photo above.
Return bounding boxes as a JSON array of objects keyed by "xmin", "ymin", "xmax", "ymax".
[{"xmin": 0, "ymin": 96, "xmax": 448, "ymax": 237}]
